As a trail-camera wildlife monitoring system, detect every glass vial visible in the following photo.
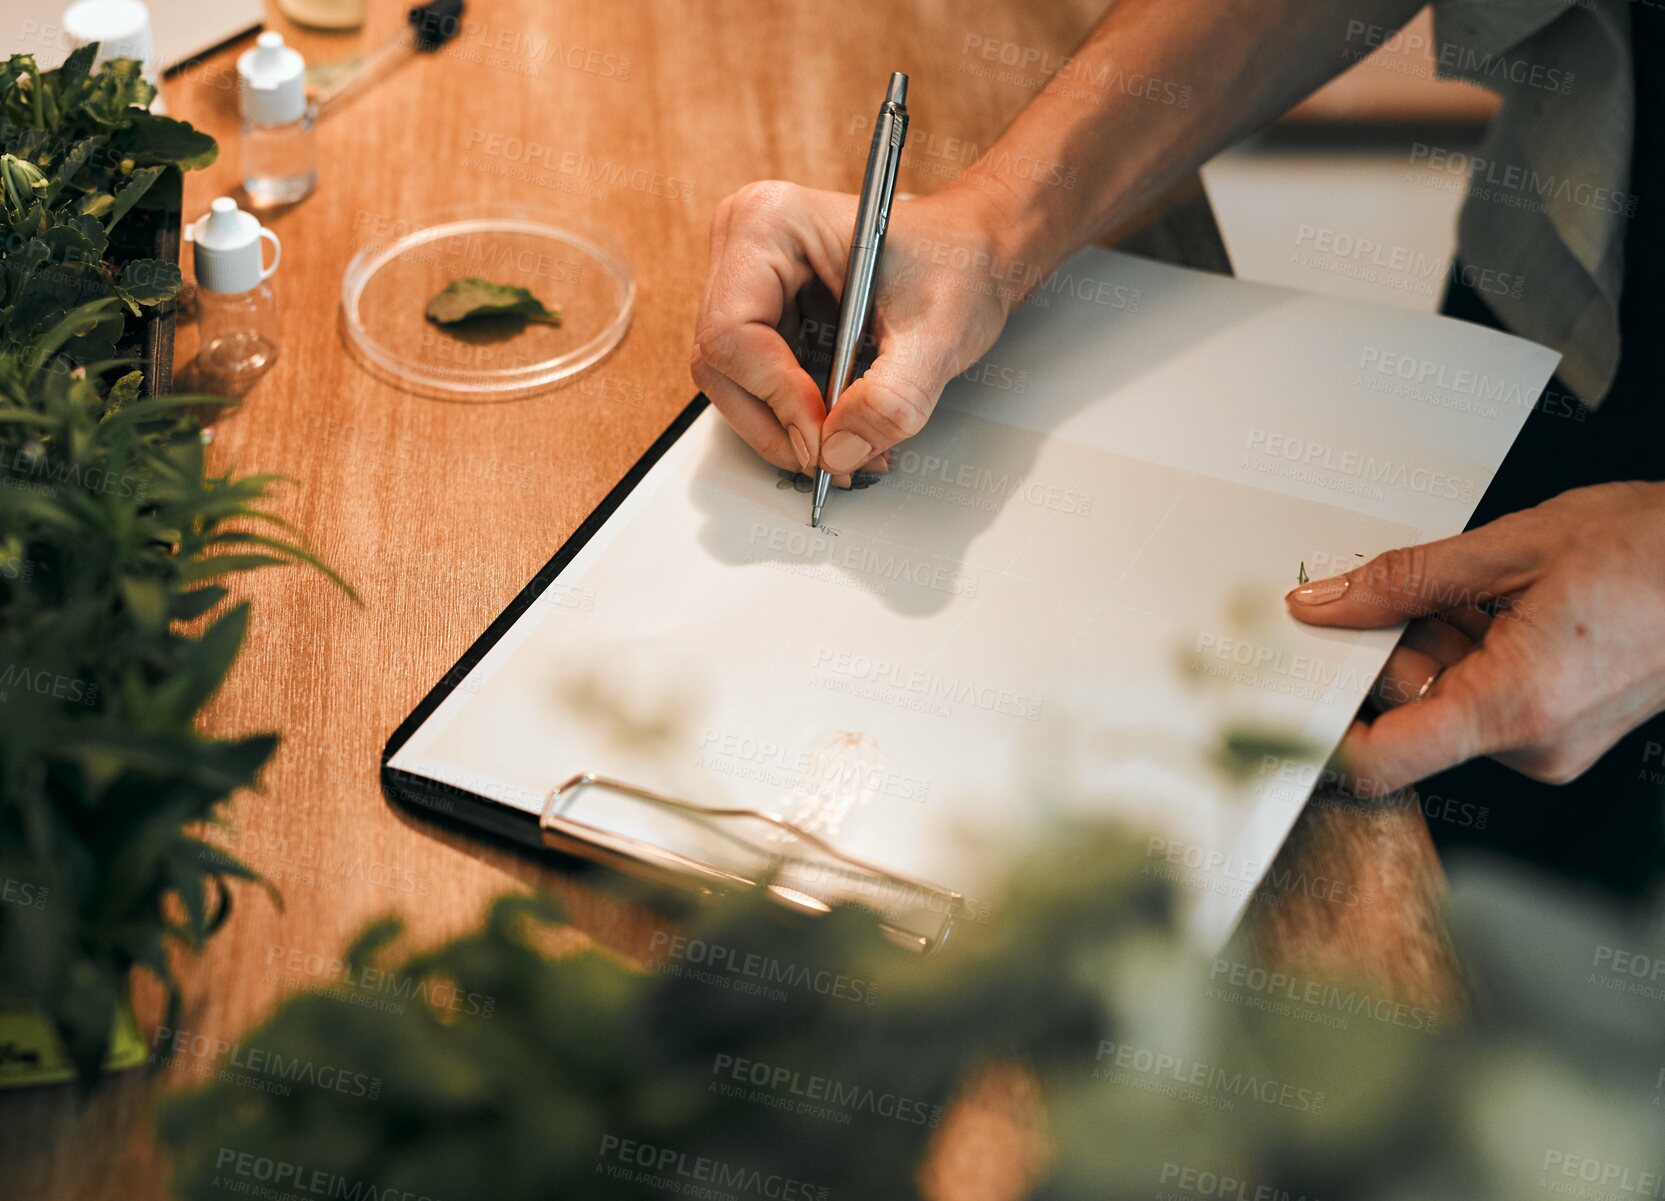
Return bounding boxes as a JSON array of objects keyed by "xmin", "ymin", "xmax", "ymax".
[
  {"xmin": 242, "ymin": 106, "xmax": 318, "ymax": 208},
  {"xmin": 187, "ymin": 198, "xmax": 283, "ymax": 398},
  {"xmin": 197, "ymin": 284, "xmax": 280, "ymax": 395},
  {"xmin": 238, "ymin": 32, "xmax": 316, "ymax": 208}
]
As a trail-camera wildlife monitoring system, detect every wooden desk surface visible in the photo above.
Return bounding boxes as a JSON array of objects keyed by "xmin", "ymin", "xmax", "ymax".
[{"xmin": 1, "ymin": 2, "xmax": 1459, "ymax": 1195}]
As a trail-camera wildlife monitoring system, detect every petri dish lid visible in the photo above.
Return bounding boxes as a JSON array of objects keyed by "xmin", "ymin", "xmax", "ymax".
[{"xmin": 340, "ymin": 205, "xmax": 634, "ymax": 400}]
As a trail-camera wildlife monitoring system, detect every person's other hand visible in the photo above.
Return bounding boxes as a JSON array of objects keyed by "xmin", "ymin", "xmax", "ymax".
[
  {"xmin": 1285, "ymin": 482, "xmax": 1665, "ymax": 796},
  {"xmin": 691, "ymin": 180, "xmax": 1019, "ymax": 484}
]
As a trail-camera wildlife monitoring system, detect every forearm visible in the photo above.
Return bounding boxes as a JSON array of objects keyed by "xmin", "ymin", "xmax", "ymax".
[{"xmin": 957, "ymin": 0, "xmax": 1425, "ymax": 297}]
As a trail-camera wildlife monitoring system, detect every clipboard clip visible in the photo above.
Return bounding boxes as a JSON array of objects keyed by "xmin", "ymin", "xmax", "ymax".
[{"xmin": 540, "ymin": 773, "xmax": 966, "ymax": 953}]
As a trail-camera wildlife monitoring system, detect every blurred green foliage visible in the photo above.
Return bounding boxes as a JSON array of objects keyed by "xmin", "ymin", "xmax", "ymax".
[{"xmin": 159, "ymin": 825, "xmax": 1665, "ymax": 1200}]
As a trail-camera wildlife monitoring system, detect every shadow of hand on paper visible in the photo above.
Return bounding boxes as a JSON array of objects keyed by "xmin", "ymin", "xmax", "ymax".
[
  {"xmin": 690, "ymin": 253, "xmax": 1259, "ymax": 620},
  {"xmin": 688, "ymin": 411, "xmax": 1023, "ymax": 621}
]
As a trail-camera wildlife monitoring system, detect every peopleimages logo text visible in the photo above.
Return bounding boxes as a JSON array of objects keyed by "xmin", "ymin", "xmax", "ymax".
[
  {"xmin": 1410, "ymin": 144, "xmax": 1638, "ymax": 215},
  {"xmin": 1096, "ymin": 1041, "xmax": 1326, "ymax": 1112},
  {"xmin": 1358, "ymin": 347, "xmax": 1541, "ymax": 407},
  {"xmin": 1245, "ymin": 428, "xmax": 1474, "ymax": 502},
  {"xmin": 213, "ymin": 1148, "xmax": 439, "ymax": 1201},
  {"xmin": 812, "ymin": 648, "xmax": 1043, "ymax": 720},
  {"xmin": 597, "ymin": 1135, "xmax": 829, "ymax": 1200},
  {"xmin": 649, "ymin": 930, "xmax": 879, "ymax": 1005},
  {"xmin": 711, "ymin": 1053, "xmax": 943, "ymax": 1127}
]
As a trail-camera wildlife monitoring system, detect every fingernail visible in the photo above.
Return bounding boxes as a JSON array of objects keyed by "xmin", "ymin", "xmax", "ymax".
[
  {"xmin": 821, "ymin": 432, "xmax": 872, "ymax": 474},
  {"xmin": 1288, "ymin": 577, "xmax": 1350, "ymax": 605},
  {"xmin": 787, "ymin": 426, "xmax": 813, "ymax": 474}
]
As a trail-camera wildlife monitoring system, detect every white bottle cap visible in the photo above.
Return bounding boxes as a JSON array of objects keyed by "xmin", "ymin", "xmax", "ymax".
[
  {"xmin": 63, "ymin": 0, "xmax": 154, "ymax": 70},
  {"xmin": 187, "ymin": 197, "xmax": 281, "ymax": 294},
  {"xmin": 237, "ymin": 32, "xmax": 307, "ymax": 127}
]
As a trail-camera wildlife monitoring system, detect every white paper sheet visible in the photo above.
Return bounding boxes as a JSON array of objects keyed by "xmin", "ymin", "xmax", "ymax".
[{"xmin": 388, "ymin": 247, "xmax": 1559, "ymax": 947}]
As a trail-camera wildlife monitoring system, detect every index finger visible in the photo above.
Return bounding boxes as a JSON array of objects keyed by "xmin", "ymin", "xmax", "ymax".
[{"xmin": 1287, "ymin": 524, "xmax": 1539, "ymax": 629}]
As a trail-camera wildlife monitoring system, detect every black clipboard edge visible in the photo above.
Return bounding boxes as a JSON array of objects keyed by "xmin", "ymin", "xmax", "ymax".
[{"xmin": 378, "ymin": 394, "xmax": 711, "ymax": 847}]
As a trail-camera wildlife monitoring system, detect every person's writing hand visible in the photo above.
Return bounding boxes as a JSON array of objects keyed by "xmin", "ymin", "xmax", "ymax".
[
  {"xmin": 1285, "ymin": 482, "xmax": 1665, "ymax": 796},
  {"xmin": 691, "ymin": 180, "xmax": 1019, "ymax": 484}
]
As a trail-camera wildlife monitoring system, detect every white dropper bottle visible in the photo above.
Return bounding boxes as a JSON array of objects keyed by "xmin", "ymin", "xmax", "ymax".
[
  {"xmin": 237, "ymin": 32, "xmax": 317, "ymax": 208},
  {"xmin": 186, "ymin": 196, "xmax": 283, "ymax": 397}
]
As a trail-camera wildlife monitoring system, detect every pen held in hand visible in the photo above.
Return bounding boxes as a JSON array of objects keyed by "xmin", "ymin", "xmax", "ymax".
[{"xmin": 811, "ymin": 71, "xmax": 910, "ymax": 528}]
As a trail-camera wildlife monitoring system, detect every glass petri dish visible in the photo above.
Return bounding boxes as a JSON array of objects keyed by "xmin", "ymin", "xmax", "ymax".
[{"xmin": 340, "ymin": 205, "xmax": 634, "ymax": 400}]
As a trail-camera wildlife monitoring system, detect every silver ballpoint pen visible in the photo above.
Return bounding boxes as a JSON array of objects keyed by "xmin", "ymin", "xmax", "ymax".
[{"xmin": 811, "ymin": 71, "xmax": 910, "ymax": 528}]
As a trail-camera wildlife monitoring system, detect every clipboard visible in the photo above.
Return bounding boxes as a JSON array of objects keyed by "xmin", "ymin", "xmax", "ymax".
[
  {"xmin": 381, "ymin": 395, "xmax": 967, "ymax": 953},
  {"xmin": 382, "ymin": 246, "xmax": 1561, "ymax": 953}
]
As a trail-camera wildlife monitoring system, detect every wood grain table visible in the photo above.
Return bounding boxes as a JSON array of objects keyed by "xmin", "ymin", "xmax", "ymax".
[{"xmin": 0, "ymin": 1, "xmax": 1460, "ymax": 1196}]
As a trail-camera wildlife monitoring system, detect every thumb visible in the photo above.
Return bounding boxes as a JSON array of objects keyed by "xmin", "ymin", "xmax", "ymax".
[
  {"xmin": 1285, "ymin": 525, "xmax": 1537, "ymax": 630},
  {"xmin": 817, "ymin": 340, "xmax": 947, "ymax": 474}
]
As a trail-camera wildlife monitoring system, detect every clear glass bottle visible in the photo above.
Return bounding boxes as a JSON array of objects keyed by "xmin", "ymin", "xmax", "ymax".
[
  {"xmin": 242, "ymin": 106, "xmax": 318, "ymax": 208},
  {"xmin": 198, "ymin": 284, "xmax": 280, "ymax": 393},
  {"xmin": 238, "ymin": 32, "xmax": 317, "ymax": 208},
  {"xmin": 187, "ymin": 198, "xmax": 283, "ymax": 398}
]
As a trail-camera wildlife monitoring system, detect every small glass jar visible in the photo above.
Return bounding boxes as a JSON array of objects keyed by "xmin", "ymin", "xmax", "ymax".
[{"xmin": 197, "ymin": 282, "xmax": 280, "ymax": 396}]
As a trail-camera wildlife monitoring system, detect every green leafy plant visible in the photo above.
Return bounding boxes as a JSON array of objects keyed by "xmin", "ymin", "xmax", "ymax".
[
  {"xmin": 158, "ymin": 825, "xmax": 1665, "ymax": 1200},
  {"xmin": 424, "ymin": 277, "xmax": 562, "ymax": 328},
  {"xmin": 1, "ymin": 46, "xmax": 213, "ymax": 366},
  {"xmin": 0, "ymin": 49, "xmax": 337, "ymax": 1080}
]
